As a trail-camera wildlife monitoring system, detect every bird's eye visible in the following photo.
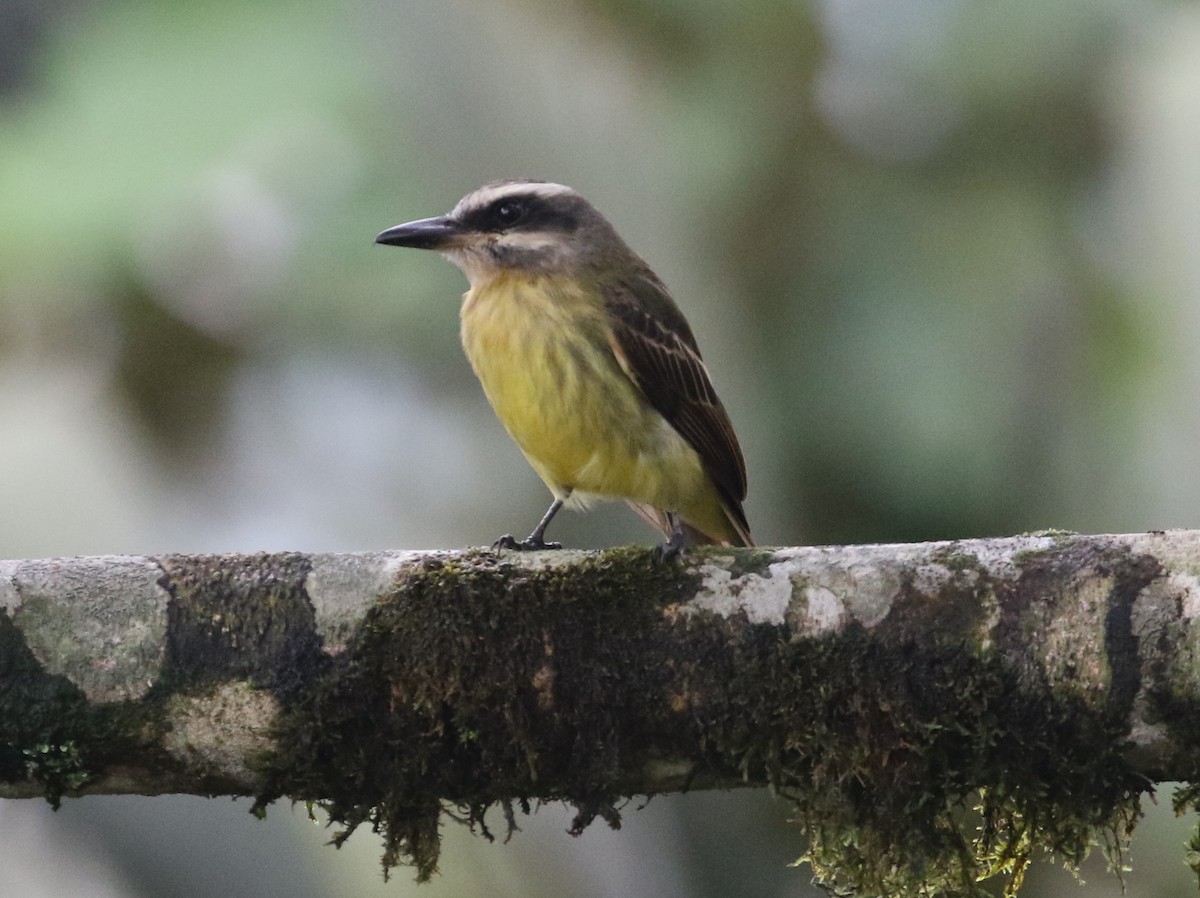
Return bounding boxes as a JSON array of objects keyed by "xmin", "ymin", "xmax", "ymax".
[{"xmin": 494, "ymin": 202, "xmax": 524, "ymax": 227}]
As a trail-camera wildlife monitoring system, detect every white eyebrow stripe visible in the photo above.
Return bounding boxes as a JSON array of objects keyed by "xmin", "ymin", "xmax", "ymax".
[{"xmin": 452, "ymin": 181, "xmax": 577, "ymax": 217}]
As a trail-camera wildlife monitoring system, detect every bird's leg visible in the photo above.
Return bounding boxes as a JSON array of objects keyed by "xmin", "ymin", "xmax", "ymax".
[
  {"xmin": 657, "ymin": 511, "xmax": 687, "ymax": 559},
  {"xmin": 494, "ymin": 497, "xmax": 565, "ymax": 551},
  {"xmin": 524, "ymin": 497, "xmax": 565, "ymax": 549}
]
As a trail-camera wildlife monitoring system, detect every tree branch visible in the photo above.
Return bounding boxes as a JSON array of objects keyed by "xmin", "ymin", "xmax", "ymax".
[{"xmin": 3, "ymin": 531, "xmax": 1199, "ymax": 893}]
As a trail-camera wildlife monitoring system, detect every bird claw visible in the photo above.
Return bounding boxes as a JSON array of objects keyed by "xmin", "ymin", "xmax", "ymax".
[
  {"xmin": 493, "ymin": 534, "xmax": 563, "ymax": 551},
  {"xmin": 655, "ymin": 535, "xmax": 687, "ymax": 561},
  {"xmin": 655, "ymin": 514, "xmax": 687, "ymax": 560}
]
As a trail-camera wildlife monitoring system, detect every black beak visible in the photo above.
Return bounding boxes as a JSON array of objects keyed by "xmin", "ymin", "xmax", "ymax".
[{"xmin": 375, "ymin": 215, "xmax": 463, "ymax": 250}]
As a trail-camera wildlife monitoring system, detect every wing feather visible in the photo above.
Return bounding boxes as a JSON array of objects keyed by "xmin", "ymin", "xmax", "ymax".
[{"xmin": 602, "ymin": 273, "xmax": 749, "ymax": 536}]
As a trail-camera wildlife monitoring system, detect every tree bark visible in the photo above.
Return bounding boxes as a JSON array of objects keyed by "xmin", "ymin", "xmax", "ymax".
[{"xmin": 2, "ymin": 531, "xmax": 1198, "ymax": 891}]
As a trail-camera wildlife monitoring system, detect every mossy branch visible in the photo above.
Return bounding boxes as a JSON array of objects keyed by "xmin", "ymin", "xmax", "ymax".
[{"xmin": 3, "ymin": 531, "xmax": 1200, "ymax": 894}]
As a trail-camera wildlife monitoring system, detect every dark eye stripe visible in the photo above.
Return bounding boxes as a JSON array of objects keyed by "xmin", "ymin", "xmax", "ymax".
[{"xmin": 462, "ymin": 194, "xmax": 580, "ymax": 234}]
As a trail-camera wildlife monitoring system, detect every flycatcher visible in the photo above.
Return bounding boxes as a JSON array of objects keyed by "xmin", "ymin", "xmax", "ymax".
[{"xmin": 376, "ymin": 180, "xmax": 751, "ymax": 553}]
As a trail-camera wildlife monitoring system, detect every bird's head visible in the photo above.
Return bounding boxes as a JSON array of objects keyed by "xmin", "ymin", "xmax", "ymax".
[{"xmin": 375, "ymin": 180, "xmax": 628, "ymax": 287}]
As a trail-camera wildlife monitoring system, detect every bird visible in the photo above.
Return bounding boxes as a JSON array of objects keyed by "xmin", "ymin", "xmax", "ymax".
[{"xmin": 375, "ymin": 179, "xmax": 751, "ymax": 554}]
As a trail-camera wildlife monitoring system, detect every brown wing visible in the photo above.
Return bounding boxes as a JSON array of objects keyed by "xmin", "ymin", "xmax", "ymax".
[{"xmin": 603, "ymin": 274, "xmax": 749, "ymax": 532}]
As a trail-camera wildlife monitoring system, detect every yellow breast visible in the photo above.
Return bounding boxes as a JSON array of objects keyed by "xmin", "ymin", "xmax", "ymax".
[{"xmin": 459, "ymin": 273, "xmax": 708, "ymax": 510}]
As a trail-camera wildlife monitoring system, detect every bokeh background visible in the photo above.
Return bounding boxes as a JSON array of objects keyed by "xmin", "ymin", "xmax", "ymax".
[{"xmin": 3, "ymin": 0, "xmax": 1200, "ymax": 894}]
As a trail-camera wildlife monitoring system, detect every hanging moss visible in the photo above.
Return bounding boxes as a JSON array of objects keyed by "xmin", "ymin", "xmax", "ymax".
[
  {"xmin": 263, "ymin": 546, "xmax": 696, "ymax": 878},
  {"xmin": 258, "ymin": 543, "xmax": 1154, "ymax": 894}
]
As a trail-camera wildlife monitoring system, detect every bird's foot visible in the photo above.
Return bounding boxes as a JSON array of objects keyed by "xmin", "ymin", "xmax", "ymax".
[
  {"xmin": 655, "ymin": 532, "xmax": 687, "ymax": 561},
  {"xmin": 655, "ymin": 512, "xmax": 687, "ymax": 560},
  {"xmin": 493, "ymin": 534, "xmax": 563, "ymax": 551}
]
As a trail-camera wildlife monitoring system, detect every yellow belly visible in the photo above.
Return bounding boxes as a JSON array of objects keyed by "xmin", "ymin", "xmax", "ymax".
[{"xmin": 459, "ymin": 274, "xmax": 713, "ymax": 518}]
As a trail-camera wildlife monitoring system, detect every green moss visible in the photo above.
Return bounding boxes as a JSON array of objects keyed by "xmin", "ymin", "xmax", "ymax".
[
  {"xmin": 1173, "ymin": 785, "xmax": 1200, "ymax": 887},
  {"xmin": 158, "ymin": 552, "xmax": 325, "ymax": 696},
  {"xmin": 720, "ymin": 546, "xmax": 780, "ymax": 579},
  {"xmin": 21, "ymin": 741, "xmax": 90, "ymax": 794},
  {"xmin": 3, "ymin": 552, "xmax": 324, "ymax": 804},
  {"xmin": 263, "ymin": 547, "xmax": 688, "ymax": 880},
  {"xmin": 1010, "ymin": 530, "xmax": 1080, "ymax": 568},
  {"xmin": 0, "ymin": 611, "xmax": 164, "ymax": 804},
  {"xmin": 255, "ymin": 544, "xmax": 1153, "ymax": 893},
  {"xmin": 0, "ymin": 611, "xmax": 95, "ymax": 803},
  {"xmin": 895, "ymin": 547, "xmax": 995, "ymax": 648},
  {"xmin": 749, "ymin": 628, "xmax": 1143, "ymax": 897}
]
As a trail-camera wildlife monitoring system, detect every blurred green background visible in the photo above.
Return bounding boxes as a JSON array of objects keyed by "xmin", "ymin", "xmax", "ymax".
[{"xmin": 3, "ymin": 0, "xmax": 1200, "ymax": 894}]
